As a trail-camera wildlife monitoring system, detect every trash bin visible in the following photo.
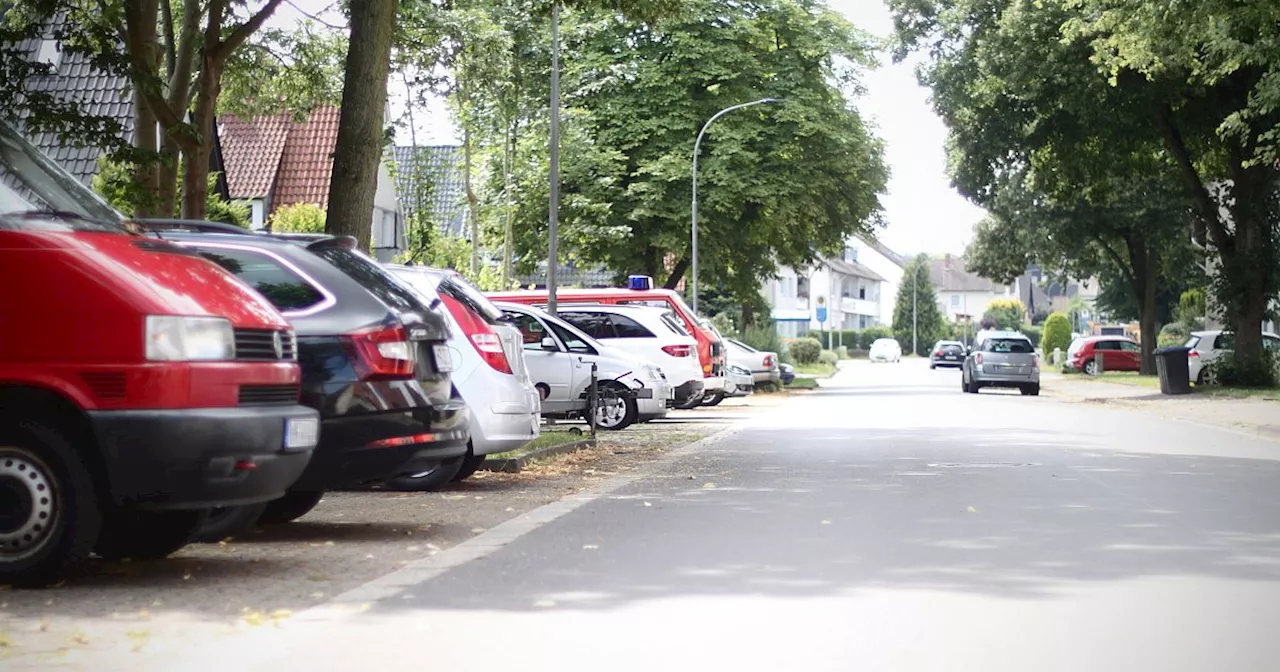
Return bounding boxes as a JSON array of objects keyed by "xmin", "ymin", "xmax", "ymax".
[{"xmin": 1155, "ymin": 346, "xmax": 1192, "ymax": 395}]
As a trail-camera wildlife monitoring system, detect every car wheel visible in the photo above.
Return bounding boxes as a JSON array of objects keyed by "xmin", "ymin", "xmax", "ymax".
[
  {"xmin": 95, "ymin": 509, "xmax": 206, "ymax": 562},
  {"xmin": 930, "ymin": 363, "xmax": 936, "ymax": 370},
  {"xmin": 258, "ymin": 490, "xmax": 326, "ymax": 525},
  {"xmin": 701, "ymin": 391, "xmax": 726, "ymax": 407},
  {"xmin": 0, "ymin": 427, "xmax": 101, "ymax": 587},
  {"xmin": 385, "ymin": 457, "xmax": 465, "ymax": 492},
  {"xmin": 1023, "ymin": 384, "xmax": 1041, "ymax": 397},
  {"xmin": 1084, "ymin": 359, "xmax": 1099, "ymax": 376},
  {"xmin": 193, "ymin": 502, "xmax": 269, "ymax": 542},
  {"xmin": 673, "ymin": 393, "xmax": 704, "ymax": 410},
  {"xmin": 595, "ymin": 384, "xmax": 637, "ymax": 431},
  {"xmin": 450, "ymin": 445, "xmax": 487, "ymax": 483}
]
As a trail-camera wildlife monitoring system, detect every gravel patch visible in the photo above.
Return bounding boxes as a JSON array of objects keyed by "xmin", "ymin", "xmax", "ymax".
[{"xmin": 0, "ymin": 406, "xmax": 758, "ymax": 668}]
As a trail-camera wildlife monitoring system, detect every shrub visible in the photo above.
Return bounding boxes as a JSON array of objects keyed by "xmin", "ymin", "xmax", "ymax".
[
  {"xmin": 711, "ymin": 312, "xmax": 737, "ymax": 337},
  {"xmin": 788, "ymin": 337, "xmax": 822, "ymax": 364},
  {"xmin": 835, "ymin": 345, "xmax": 849, "ymax": 359},
  {"xmin": 858, "ymin": 325, "xmax": 893, "ymax": 350},
  {"xmin": 1158, "ymin": 322, "xmax": 1192, "ymax": 348},
  {"xmin": 983, "ymin": 298, "xmax": 1027, "ymax": 330},
  {"xmin": 270, "ymin": 203, "xmax": 327, "ymax": 233},
  {"xmin": 1211, "ymin": 349, "xmax": 1278, "ymax": 388},
  {"xmin": 1021, "ymin": 324, "xmax": 1043, "ymax": 348},
  {"xmin": 1042, "ymin": 312, "xmax": 1072, "ymax": 356},
  {"xmin": 818, "ymin": 349, "xmax": 839, "ymax": 365},
  {"xmin": 739, "ymin": 323, "xmax": 781, "ymax": 355}
]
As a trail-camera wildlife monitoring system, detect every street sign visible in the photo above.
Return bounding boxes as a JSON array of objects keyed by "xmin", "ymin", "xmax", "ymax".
[{"xmin": 816, "ymin": 306, "xmax": 827, "ymax": 323}]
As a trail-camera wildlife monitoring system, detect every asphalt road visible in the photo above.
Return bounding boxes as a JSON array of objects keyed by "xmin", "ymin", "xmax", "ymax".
[{"xmin": 165, "ymin": 360, "xmax": 1280, "ymax": 671}]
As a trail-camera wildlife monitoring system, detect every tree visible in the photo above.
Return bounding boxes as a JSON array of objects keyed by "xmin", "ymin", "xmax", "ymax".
[
  {"xmin": 1042, "ymin": 312, "xmax": 1073, "ymax": 357},
  {"xmin": 325, "ymin": 0, "xmax": 399, "ymax": 250},
  {"xmin": 892, "ymin": 255, "xmax": 945, "ymax": 356},
  {"xmin": 983, "ymin": 299, "xmax": 1027, "ymax": 331},
  {"xmin": 269, "ymin": 203, "xmax": 327, "ymax": 233},
  {"xmin": 220, "ymin": 22, "xmax": 348, "ymax": 119}
]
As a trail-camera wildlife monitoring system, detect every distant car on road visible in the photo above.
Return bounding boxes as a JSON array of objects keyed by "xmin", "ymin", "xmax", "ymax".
[
  {"xmin": 1069, "ymin": 336, "xmax": 1143, "ymax": 375},
  {"xmin": 962, "ymin": 331, "xmax": 1040, "ymax": 395},
  {"xmin": 1185, "ymin": 330, "xmax": 1280, "ymax": 385},
  {"xmin": 929, "ymin": 340, "xmax": 966, "ymax": 368},
  {"xmin": 869, "ymin": 338, "xmax": 902, "ymax": 363}
]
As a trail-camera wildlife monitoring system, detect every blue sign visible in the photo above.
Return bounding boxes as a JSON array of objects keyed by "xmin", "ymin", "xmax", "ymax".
[{"xmin": 816, "ymin": 306, "xmax": 828, "ymax": 323}]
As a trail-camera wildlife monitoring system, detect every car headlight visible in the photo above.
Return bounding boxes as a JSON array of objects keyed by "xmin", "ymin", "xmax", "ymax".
[
  {"xmin": 146, "ymin": 316, "xmax": 235, "ymax": 361},
  {"xmin": 727, "ymin": 364, "xmax": 750, "ymax": 376}
]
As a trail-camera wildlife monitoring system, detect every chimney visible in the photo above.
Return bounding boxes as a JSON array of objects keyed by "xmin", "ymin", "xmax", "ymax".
[{"xmin": 944, "ymin": 253, "xmax": 952, "ymax": 271}]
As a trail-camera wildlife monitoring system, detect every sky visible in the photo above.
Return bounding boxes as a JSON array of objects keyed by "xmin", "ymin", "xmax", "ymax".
[{"xmin": 270, "ymin": 0, "xmax": 987, "ymax": 257}]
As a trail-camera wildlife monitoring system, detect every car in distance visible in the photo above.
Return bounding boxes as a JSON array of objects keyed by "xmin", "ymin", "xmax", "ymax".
[
  {"xmin": 929, "ymin": 340, "xmax": 966, "ymax": 368},
  {"xmin": 869, "ymin": 338, "xmax": 902, "ymax": 363},
  {"xmin": 724, "ymin": 337, "xmax": 781, "ymax": 386},
  {"xmin": 962, "ymin": 331, "xmax": 1040, "ymax": 395},
  {"xmin": 1069, "ymin": 336, "xmax": 1142, "ymax": 375}
]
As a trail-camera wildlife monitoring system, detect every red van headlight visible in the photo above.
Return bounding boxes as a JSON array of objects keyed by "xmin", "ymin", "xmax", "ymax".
[{"xmin": 145, "ymin": 316, "xmax": 235, "ymax": 361}]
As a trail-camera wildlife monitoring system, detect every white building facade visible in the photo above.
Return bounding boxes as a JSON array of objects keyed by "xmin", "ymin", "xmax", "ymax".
[{"xmin": 764, "ymin": 238, "xmax": 900, "ymax": 338}]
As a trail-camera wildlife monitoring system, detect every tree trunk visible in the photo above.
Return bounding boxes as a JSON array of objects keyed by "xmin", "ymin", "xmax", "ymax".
[
  {"xmin": 180, "ymin": 55, "xmax": 219, "ymax": 220},
  {"xmin": 324, "ymin": 0, "xmax": 399, "ymax": 250},
  {"xmin": 664, "ymin": 256, "xmax": 689, "ymax": 290},
  {"xmin": 133, "ymin": 83, "xmax": 160, "ymax": 217},
  {"xmin": 1138, "ymin": 248, "xmax": 1158, "ymax": 376},
  {"xmin": 463, "ymin": 105, "xmax": 480, "ymax": 277}
]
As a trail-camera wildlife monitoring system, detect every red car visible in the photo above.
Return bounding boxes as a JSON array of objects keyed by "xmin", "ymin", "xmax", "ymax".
[
  {"xmin": 0, "ymin": 123, "xmax": 319, "ymax": 585},
  {"xmin": 1070, "ymin": 336, "xmax": 1142, "ymax": 374}
]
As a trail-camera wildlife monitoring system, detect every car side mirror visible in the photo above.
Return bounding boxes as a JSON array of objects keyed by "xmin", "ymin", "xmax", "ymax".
[{"xmin": 541, "ymin": 336, "xmax": 558, "ymax": 351}]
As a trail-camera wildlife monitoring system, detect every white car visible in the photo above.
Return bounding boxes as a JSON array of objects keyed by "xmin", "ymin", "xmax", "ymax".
[
  {"xmin": 386, "ymin": 266, "xmax": 541, "ymax": 482},
  {"xmin": 554, "ymin": 304, "xmax": 707, "ymax": 407},
  {"xmin": 869, "ymin": 337, "xmax": 902, "ymax": 363},
  {"xmin": 496, "ymin": 302, "xmax": 672, "ymax": 429},
  {"xmin": 1185, "ymin": 329, "xmax": 1280, "ymax": 384},
  {"xmin": 725, "ymin": 337, "xmax": 781, "ymax": 385}
]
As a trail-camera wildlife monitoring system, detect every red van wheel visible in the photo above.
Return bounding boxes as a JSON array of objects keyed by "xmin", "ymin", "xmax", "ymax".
[{"xmin": 0, "ymin": 426, "xmax": 101, "ymax": 587}]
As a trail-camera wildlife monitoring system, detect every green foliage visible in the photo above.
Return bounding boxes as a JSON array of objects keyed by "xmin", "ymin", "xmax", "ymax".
[
  {"xmin": 270, "ymin": 203, "xmax": 327, "ymax": 233},
  {"xmin": 892, "ymin": 255, "xmax": 946, "ymax": 356},
  {"xmin": 1174, "ymin": 289, "xmax": 1206, "ymax": 326},
  {"xmin": 818, "ymin": 350, "xmax": 839, "ymax": 366},
  {"xmin": 91, "ymin": 158, "xmax": 249, "ymax": 227},
  {"xmin": 397, "ymin": 216, "xmax": 513, "ymax": 291},
  {"xmin": 1209, "ymin": 349, "xmax": 1278, "ymax": 389},
  {"xmin": 1042, "ymin": 312, "xmax": 1073, "ymax": 355},
  {"xmin": 739, "ymin": 323, "xmax": 782, "ymax": 355},
  {"xmin": 1158, "ymin": 323, "xmax": 1192, "ymax": 348},
  {"xmin": 983, "ymin": 299, "xmax": 1027, "ymax": 331},
  {"xmin": 858, "ymin": 325, "xmax": 893, "ymax": 350},
  {"xmin": 1021, "ymin": 324, "xmax": 1043, "ymax": 348},
  {"xmin": 835, "ymin": 345, "xmax": 849, "ymax": 359},
  {"xmin": 710, "ymin": 312, "xmax": 737, "ymax": 337},
  {"xmin": 221, "ymin": 23, "xmax": 348, "ymax": 118},
  {"xmin": 787, "ymin": 337, "xmax": 822, "ymax": 365}
]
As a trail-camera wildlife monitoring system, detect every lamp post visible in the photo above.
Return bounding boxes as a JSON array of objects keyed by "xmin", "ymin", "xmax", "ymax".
[{"xmin": 690, "ymin": 97, "xmax": 783, "ymax": 316}]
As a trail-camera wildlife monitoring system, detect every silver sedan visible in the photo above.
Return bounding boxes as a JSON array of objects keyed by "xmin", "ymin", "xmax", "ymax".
[{"xmin": 961, "ymin": 333, "xmax": 1041, "ymax": 396}]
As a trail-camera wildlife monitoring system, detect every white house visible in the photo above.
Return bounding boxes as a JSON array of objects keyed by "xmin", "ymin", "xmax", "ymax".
[
  {"xmin": 848, "ymin": 236, "xmax": 907, "ymax": 325},
  {"xmin": 763, "ymin": 238, "xmax": 900, "ymax": 337},
  {"xmin": 927, "ymin": 254, "xmax": 1017, "ymax": 323}
]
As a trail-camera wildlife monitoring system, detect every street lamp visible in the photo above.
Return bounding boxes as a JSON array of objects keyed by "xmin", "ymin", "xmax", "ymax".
[{"xmin": 690, "ymin": 97, "xmax": 784, "ymax": 316}]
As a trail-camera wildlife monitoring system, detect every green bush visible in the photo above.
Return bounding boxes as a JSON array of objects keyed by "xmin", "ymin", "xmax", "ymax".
[
  {"xmin": 818, "ymin": 349, "xmax": 839, "ymax": 365},
  {"xmin": 1021, "ymin": 324, "xmax": 1043, "ymax": 348},
  {"xmin": 1210, "ymin": 349, "xmax": 1278, "ymax": 388},
  {"xmin": 858, "ymin": 326, "xmax": 893, "ymax": 350},
  {"xmin": 92, "ymin": 157, "xmax": 251, "ymax": 228},
  {"xmin": 1042, "ymin": 312, "xmax": 1072, "ymax": 355},
  {"xmin": 835, "ymin": 345, "xmax": 849, "ymax": 359},
  {"xmin": 1158, "ymin": 322, "xmax": 1192, "ymax": 348},
  {"xmin": 711, "ymin": 312, "xmax": 737, "ymax": 337},
  {"xmin": 270, "ymin": 203, "xmax": 327, "ymax": 233},
  {"xmin": 788, "ymin": 337, "xmax": 822, "ymax": 364},
  {"xmin": 983, "ymin": 298, "xmax": 1027, "ymax": 330},
  {"xmin": 739, "ymin": 323, "xmax": 781, "ymax": 355}
]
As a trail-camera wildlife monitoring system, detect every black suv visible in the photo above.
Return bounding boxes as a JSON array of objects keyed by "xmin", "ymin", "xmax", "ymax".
[{"xmin": 139, "ymin": 221, "xmax": 470, "ymax": 539}]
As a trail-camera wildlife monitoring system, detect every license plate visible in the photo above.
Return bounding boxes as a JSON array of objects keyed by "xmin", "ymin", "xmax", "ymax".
[
  {"xmin": 284, "ymin": 417, "xmax": 319, "ymax": 451},
  {"xmin": 433, "ymin": 344, "xmax": 454, "ymax": 372}
]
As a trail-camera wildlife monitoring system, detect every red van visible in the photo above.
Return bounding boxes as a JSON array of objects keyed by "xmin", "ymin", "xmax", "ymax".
[
  {"xmin": 488, "ymin": 277, "xmax": 725, "ymax": 407},
  {"xmin": 0, "ymin": 123, "xmax": 318, "ymax": 585}
]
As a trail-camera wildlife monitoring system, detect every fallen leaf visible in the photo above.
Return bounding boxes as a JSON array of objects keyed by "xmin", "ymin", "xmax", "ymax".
[
  {"xmin": 407, "ymin": 545, "xmax": 420, "ymax": 552},
  {"xmin": 70, "ymin": 631, "xmax": 90, "ymax": 646},
  {"xmin": 702, "ymin": 482, "xmax": 716, "ymax": 489},
  {"xmin": 583, "ymin": 544, "xmax": 599, "ymax": 550},
  {"xmin": 183, "ymin": 573, "xmax": 192, "ymax": 581},
  {"xmin": 505, "ymin": 507, "xmax": 515, "ymax": 512},
  {"xmin": 643, "ymin": 501, "xmax": 652, "ymax": 507},
  {"xmin": 37, "ymin": 618, "xmax": 49, "ymax": 632},
  {"xmin": 471, "ymin": 528, "xmax": 486, "ymax": 533},
  {"xmin": 242, "ymin": 609, "xmax": 267, "ymax": 627},
  {"xmin": 533, "ymin": 599, "xmax": 556, "ymax": 608},
  {"xmin": 365, "ymin": 554, "xmax": 376, "ymax": 559},
  {"xmin": 310, "ymin": 592, "xmax": 325, "ymax": 599},
  {"xmin": 821, "ymin": 520, "xmax": 832, "ymax": 525},
  {"xmin": 967, "ymin": 506, "xmax": 978, "ymax": 513},
  {"xmin": 441, "ymin": 494, "xmax": 466, "ymax": 501},
  {"xmin": 324, "ymin": 541, "xmax": 335, "ymax": 547},
  {"xmin": 136, "ymin": 610, "xmax": 151, "ymax": 621},
  {"xmin": 0, "ymin": 632, "xmax": 14, "ymax": 648}
]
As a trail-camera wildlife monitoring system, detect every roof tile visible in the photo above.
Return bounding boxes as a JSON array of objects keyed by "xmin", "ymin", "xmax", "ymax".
[
  {"xmin": 271, "ymin": 106, "xmax": 341, "ymax": 211},
  {"xmin": 218, "ymin": 113, "xmax": 292, "ymax": 198}
]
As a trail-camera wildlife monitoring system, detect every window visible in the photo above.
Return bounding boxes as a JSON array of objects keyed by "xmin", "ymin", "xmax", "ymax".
[
  {"xmin": 950, "ymin": 295, "xmax": 960, "ymax": 307},
  {"xmin": 559, "ymin": 312, "xmax": 614, "ymax": 339},
  {"xmin": 797, "ymin": 276, "xmax": 810, "ymax": 300},
  {"xmin": 1266, "ymin": 336, "xmax": 1280, "ymax": 351},
  {"xmin": 1093, "ymin": 340, "xmax": 1118, "ymax": 351},
  {"xmin": 609, "ymin": 314, "xmax": 654, "ymax": 338},
  {"xmin": 546, "ymin": 320, "xmax": 593, "ymax": 353},
  {"xmin": 507, "ymin": 312, "xmax": 551, "ymax": 349},
  {"xmin": 313, "ymin": 247, "xmax": 426, "ymax": 314},
  {"xmin": 858, "ymin": 283, "xmax": 867, "ymax": 300},
  {"xmin": 35, "ymin": 40, "xmax": 61, "ymax": 69},
  {"xmin": 983, "ymin": 338, "xmax": 1033, "ymax": 354},
  {"xmin": 195, "ymin": 247, "xmax": 326, "ymax": 312},
  {"xmin": 659, "ymin": 312, "xmax": 690, "ymax": 336},
  {"xmin": 1120, "ymin": 341, "xmax": 1140, "ymax": 352}
]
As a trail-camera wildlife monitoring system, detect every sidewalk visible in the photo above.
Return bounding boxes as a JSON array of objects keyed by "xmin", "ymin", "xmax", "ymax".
[{"xmin": 1044, "ymin": 372, "xmax": 1280, "ymax": 441}]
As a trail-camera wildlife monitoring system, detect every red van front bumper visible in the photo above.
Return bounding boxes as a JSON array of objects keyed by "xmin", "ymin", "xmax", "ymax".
[{"xmin": 88, "ymin": 405, "xmax": 319, "ymax": 510}]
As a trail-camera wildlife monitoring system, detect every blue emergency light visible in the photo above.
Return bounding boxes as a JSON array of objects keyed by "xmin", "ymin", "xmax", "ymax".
[{"xmin": 627, "ymin": 275, "xmax": 654, "ymax": 290}]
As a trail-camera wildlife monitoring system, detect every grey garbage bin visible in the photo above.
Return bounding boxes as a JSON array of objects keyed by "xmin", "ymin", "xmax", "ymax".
[{"xmin": 1155, "ymin": 346, "xmax": 1192, "ymax": 395}]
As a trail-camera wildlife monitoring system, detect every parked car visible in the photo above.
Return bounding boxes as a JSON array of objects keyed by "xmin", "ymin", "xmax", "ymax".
[
  {"xmin": 1185, "ymin": 330, "xmax": 1280, "ymax": 385},
  {"xmin": 0, "ymin": 124, "xmax": 320, "ymax": 585},
  {"xmin": 716, "ymin": 364, "xmax": 756, "ymax": 404},
  {"xmin": 387, "ymin": 265, "xmax": 540, "ymax": 482},
  {"xmin": 1068, "ymin": 336, "xmax": 1143, "ymax": 375},
  {"xmin": 497, "ymin": 302, "xmax": 673, "ymax": 428},
  {"xmin": 488, "ymin": 276, "xmax": 726, "ymax": 404},
  {"xmin": 143, "ymin": 224, "xmax": 471, "ymax": 536},
  {"xmin": 929, "ymin": 340, "xmax": 966, "ymax": 369},
  {"xmin": 548, "ymin": 304, "xmax": 708, "ymax": 407},
  {"xmin": 723, "ymin": 338, "xmax": 781, "ymax": 386},
  {"xmin": 869, "ymin": 338, "xmax": 902, "ymax": 363},
  {"xmin": 962, "ymin": 331, "xmax": 1041, "ymax": 395},
  {"xmin": 779, "ymin": 363, "xmax": 797, "ymax": 385}
]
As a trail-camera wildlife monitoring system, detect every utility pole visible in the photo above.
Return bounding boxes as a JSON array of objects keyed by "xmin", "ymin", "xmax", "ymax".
[{"xmin": 546, "ymin": 2, "xmax": 561, "ymax": 315}]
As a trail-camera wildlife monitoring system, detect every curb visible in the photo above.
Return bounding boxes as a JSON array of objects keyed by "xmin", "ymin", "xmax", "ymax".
[{"xmin": 480, "ymin": 438, "xmax": 597, "ymax": 473}]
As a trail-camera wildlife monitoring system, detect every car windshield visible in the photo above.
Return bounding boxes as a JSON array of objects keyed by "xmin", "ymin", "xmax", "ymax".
[
  {"xmin": 872, "ymin": 339, "xmax": 897, "ymax": 347},
  {"xmin": 0, "ymin": 122, "xmax": 126, "ymax": 232},
  {"xmin": 984, "ymin": 338, "xmax": 1034, "ymax": 354}
]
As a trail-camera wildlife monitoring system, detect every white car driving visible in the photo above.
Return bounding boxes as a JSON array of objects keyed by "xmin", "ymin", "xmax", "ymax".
[
  {"xmin": 554, "ymin": 304, "xmax": 707, "ymax": 407},
  {"xmin": 869, "ymin": 337, "xmax": 903, "ymax": 363},
  {"xmin": 497, "ymin": 302, "xmax": 672, "ymax": 429}
]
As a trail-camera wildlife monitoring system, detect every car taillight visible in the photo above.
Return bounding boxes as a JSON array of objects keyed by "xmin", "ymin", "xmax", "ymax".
[
  {"xmin": 662, "ymin": 344, "xmax": 693, "ymax": 358},
  {"xmin": 345, "ymin": 322, "xmax": 416, "ymax": 380},
  {"xmin": 1033, "ymin": 354, "xmax": 1040, "ymax": 367},
  {"xmin": 439, "ymin": 294, "xmax": 512, "ymax": 374},
  {"xmin": 934, "ymin": 350, "xmax": 943, "ymax": 356},
  {"xmin": 1189, "ymin": 350, "xmax": 1200, "ymax": 358},
  {"xmin": 975, "ymin": 353, "xmax": 983, "ymax": 365},
  {"xmin": 763, "ymin": 355, "xmax": 773, "ymax": 368}
]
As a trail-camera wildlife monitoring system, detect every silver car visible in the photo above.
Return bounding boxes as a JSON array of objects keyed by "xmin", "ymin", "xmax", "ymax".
[{"xmin": 961, "ymin": 331, "xmax": 1040, "ymax": 396}]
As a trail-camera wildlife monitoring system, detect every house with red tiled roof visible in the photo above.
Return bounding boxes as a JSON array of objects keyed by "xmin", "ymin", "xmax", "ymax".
[{"xmin": 219, "ymin": 105, "xmax": 405, "ymax": 260}]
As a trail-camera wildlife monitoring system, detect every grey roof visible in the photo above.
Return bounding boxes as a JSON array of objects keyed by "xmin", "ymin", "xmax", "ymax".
[
  {"xmin": 517, "ymin": 261, "xmax": 616, "ymax": 289},
  {"xmin": 1019, "ymin": 273, "xmax": 1052, "ymax": 313},
  {"xmin": 928, "ymin": 256, "xmax": 1008, "ymax": 292},
  {"xmin": 825, "ymin": 257, "xmax": 885, "ymax": 282},
  {"xmin": 393, "ymin": 145, "xmax": 466, "ymax": 236},
  {"xmin": 12, "ymin": 28, "xmax": 134, "ymax": 184},
  {"xmin": 857, "ymin": 235, "xmax": 908, "ymax": 268}
]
